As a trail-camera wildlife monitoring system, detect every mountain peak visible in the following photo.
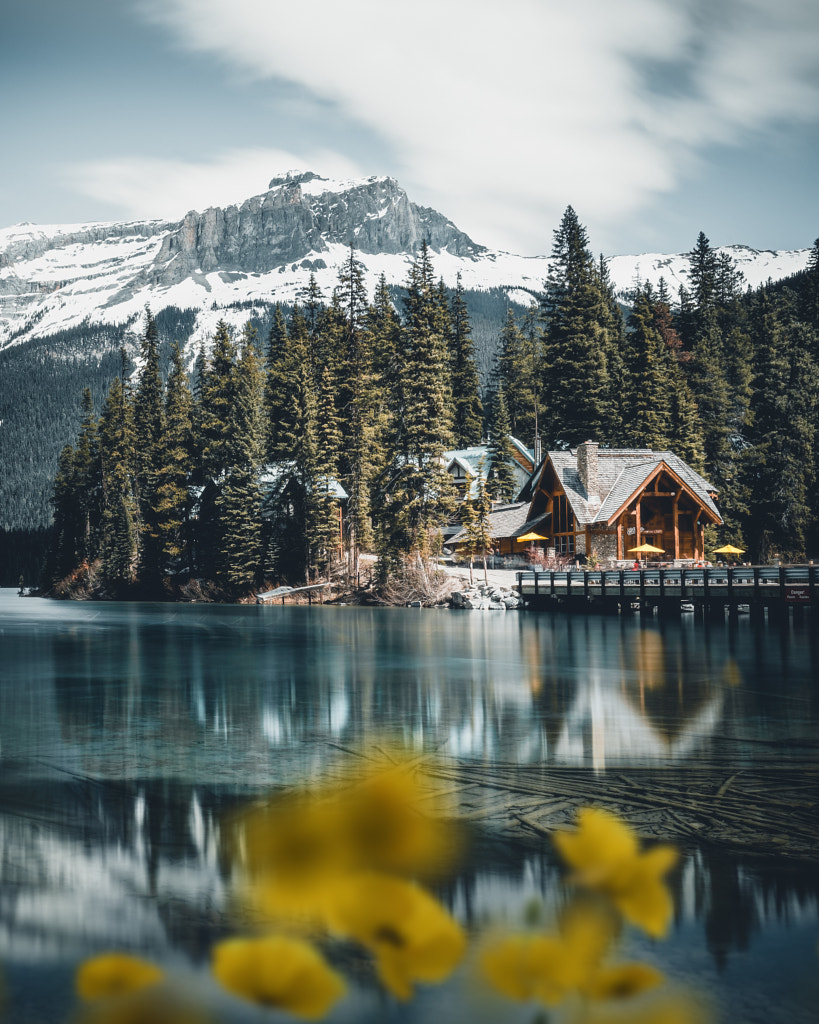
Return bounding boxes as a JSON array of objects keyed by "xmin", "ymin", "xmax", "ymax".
[{"xmin": 267, "ymin": 169, "xmax": 323, "ymax": 189}]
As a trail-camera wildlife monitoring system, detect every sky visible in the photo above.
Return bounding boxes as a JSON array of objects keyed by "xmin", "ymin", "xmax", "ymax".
[{"xmin": 2, "ymin": 0, "xmax": 818, "ymax": 257}]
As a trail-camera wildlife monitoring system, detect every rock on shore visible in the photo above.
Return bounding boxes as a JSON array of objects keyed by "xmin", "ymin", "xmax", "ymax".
[{"xmin": 449, "ymin": 583, "xmax": 521, "ymax": 610}]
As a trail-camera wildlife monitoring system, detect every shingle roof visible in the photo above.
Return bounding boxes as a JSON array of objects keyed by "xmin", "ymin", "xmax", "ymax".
[
  {"xmin": 449, "ymin": 503, "xmax": 549, "ymax": 544},
  {"xmin": 530, "ymin": 448, "xmax": 720, "ymax": 526}
]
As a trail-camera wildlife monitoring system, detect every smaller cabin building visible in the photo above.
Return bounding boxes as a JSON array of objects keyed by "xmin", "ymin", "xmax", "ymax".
[{"xmin": 444, "ymin": 437, "xmax": 534, "ymax": 500}]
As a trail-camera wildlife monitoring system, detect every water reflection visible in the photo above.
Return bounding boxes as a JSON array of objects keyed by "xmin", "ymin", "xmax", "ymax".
[
  {"xmin": 1, "ymin": 592, "xmax": 818, "ymax": 1022},
  {"xmin": 0, "ymin": 774, "xmax": 817, "ymax": 1022},
  {"xmin": 2, "ymin": 596, "xmax": 817, "ymax": 779}
]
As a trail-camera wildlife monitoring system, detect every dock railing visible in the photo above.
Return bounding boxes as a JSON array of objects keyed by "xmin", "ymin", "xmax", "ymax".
[{"xmin": 516, "ymin": 564, "xmax": 818, "ymax": 604}]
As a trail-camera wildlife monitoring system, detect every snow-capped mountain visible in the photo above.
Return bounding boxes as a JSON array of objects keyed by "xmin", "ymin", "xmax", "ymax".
[
  {"xmin": 1, "ymin": 170, "xmax": 810, "ymax": 354},
  {"xmin": 0, "ymin": 172, "xmax": 546, "ymax": 353}
]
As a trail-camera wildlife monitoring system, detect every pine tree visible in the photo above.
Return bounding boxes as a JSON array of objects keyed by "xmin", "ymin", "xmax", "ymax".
[
  {"xmin": 155, "ymin": 341, "xmax": 193, "ymax": 577},
  {"xmin": 622, "ymin": 285, "xmax": 675, "ymax": 450},
  {"xmin": 199, "ymin": 320, "xmax": 239, "ymax": 480},
  {"xmin": 49, "ymin": 443, "xmax": 82, "ymax": 582},
  {"xmin": 133, "ymin": 310, "xmax": 165, "ymax": 591},
  {"xmin": 461, "ymin": 458, "xmax": 493, "ymax": 584},
  {"xmin": 800, "ymin": 237, "xmax": 819, "ymax": 331},
  {"xmin": 687, "ymin": 309, "xmax": 733, "ymax": 479},
  {"xmin": 213, "ymin": 323, "xmax": 264, "ymax": 593},
  {"xmin": 541, "ymin": 207, "xmax": 614, "ymax": 447},
  {"xmin": 264, "ymin": 305, "xmax": 291, "ymax": 461},
  {"xmin": 496, "ymin": 307, "xmax": 542, "ymax": 447},
  {"xmin": 369, "ymin": 272, "xmax": 402, "ymax": 383},
  {"xmin": 376, "ymin": 242, "xmax": 455, "ymax": 561},
  {"xmin": 299, "ymin": 272, "xmax": 325, "ymax": 370},
  {"xmin": 335, "ymin": 244, "xmax": 378, "ymax": 578},
  {"xmin": 448, "ymin": 273, "xmax": 483, "ymax": 447},
  {"xmin": 98, "ymin": 358, "xmax": 139, "ymax": 589},
  {"xmin": 73, "ymin": 387, "xmax": 102, "ymax": 560},
  {"xmin": 486, "ymin": 387, "xmax": 517, "ymax": 501},
  {"xmin": 685, "ymin": 231, "xmax": 718, "ymax": 314},
  {"xmin": 311, "ymin": 364, "xmax": 344, "ymax": 575},
  {"xmin": 744, "ymin": 294, "xmax": 819, "ymax": 560}
]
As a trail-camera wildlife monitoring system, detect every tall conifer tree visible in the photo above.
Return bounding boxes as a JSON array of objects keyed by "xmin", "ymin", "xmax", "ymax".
[
  {"xmin": 155, "ymin": 341, "xmax": 193, "ymax": 577},
  {"xmin": 448, "ymin": 273, "xmax": 483, "ymax": 447},
  {"xmin": 486, "ymin": 387, "xmax": 517, "ymax": 501},
  {"xmin": 541, "ymin": 207, "xmax": 614, "ymax": 447}
]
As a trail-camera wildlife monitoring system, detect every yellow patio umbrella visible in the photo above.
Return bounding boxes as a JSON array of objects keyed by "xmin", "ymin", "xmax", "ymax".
[
  {"xmin": 518, "ymin": 532, "xmax": 548, "ymax": 542},
  {"xmin": 628, "ymin": 543, "xmax": 665, "ymax": 553},
  {"xmin": 713, "ymin": 544, "xmax": 745, "ymax": 555}
]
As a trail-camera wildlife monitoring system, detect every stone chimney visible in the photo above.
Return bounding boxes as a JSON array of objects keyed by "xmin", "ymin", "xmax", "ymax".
[{"xmin": 577, "ymin": 441, "xmax": 599, "ymax": 504}]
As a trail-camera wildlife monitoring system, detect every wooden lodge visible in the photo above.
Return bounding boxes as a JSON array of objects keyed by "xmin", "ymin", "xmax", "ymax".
[{"xmin": 517, "ymin": 441, "xmax": 722, "ymax": 563}]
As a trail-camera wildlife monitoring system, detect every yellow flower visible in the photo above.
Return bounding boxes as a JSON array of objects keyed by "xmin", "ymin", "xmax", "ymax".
[
  {"xmin": 326, "ymin": 872, "xmax": 466, "ymax": 1000},
  {"xmin": 232, "ymin": 753, "xmax": 460, "ymax": 891},
  {"xmin": 554, "ymin": 809, "xmax": 679, "ymax": 938},
  {"xmin": 481, "ymin": 933, "xmax": 571, "ymax": 1005},
  {"xmin": 338, "ymin": 760, "xmax": 461, "ymax": 877},
  {"xmin": 212, "ymin": 935, "xmax": 346, "ymax": 1019},
  {"xmin": 481, "ymin": 898, "xmax": 665, "ymax": 1010},
  {"xmin": 236, "ymin": 794, "xmax": 347, "ymax": 883},
  {"xmin": 75, "ymin": 954, "xmax": 164, "ymax": 1001},
  {"xmin": 480, "ymin": 899, "xmax": 618, "ymax": 1006}
]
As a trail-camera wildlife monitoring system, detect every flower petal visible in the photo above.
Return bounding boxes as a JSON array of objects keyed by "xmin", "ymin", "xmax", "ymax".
[
  {"xmin": 212, "ymin": 935, "xmax": 346, "ymax": 1019},
  {"xmin": 75, "ymin": 954, "xmax": 164, "ymax": 1001}
]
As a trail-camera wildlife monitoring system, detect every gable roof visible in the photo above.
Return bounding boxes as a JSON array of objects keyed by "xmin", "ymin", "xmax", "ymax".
[{"xmin": 524, "ymin": 448, "xmax": 721, "ymax": 526}]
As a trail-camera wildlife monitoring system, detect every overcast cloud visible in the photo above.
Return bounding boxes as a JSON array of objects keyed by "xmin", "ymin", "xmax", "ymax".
[
  {"xmin": 93, "ymin": 0, "xmax": 818, "ymax": 254},
  {"xmin": 3, "ymin": 0, "xmax": 817, "ymax": 254}
]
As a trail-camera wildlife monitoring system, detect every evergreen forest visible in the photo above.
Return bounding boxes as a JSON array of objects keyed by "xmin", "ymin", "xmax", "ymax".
[{"xmin": 5, "ymin": 210, "xmax": 819, "ymax": 594}]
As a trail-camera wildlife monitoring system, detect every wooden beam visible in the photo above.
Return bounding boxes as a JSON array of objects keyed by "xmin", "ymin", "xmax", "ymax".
[{"xmin": 673, "ymin": 490, "xmax": 680, "ymax": 561}]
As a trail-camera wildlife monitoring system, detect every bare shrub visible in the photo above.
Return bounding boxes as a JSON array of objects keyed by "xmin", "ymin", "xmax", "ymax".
[{"xmin": 377, "ymin": 555, "xmax": 457, "ymax": 607}]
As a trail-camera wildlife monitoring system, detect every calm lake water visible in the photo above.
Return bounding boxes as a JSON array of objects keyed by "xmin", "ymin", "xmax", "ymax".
[{"xmin": 0, "ymin": 590, "xmax": 817, "ymax": 1023}]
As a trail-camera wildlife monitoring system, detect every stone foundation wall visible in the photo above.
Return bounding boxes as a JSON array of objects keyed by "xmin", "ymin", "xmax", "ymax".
[{"xmin": 589, "ymin": 528, "xmax": 618, "ymax": 562}]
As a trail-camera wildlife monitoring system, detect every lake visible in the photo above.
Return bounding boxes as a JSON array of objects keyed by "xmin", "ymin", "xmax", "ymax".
[{"xmin": 0, "ymin": 590, "xmax": 817, "ymax": 1023}]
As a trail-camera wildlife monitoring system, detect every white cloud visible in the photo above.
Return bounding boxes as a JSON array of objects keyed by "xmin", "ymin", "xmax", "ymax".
[
  {"xmin": 65, "ymin": 147, "xmax": 366, "ymax": 221},
  {"xmin": 108, "ymin": 0, "xmax": 819, "ymax": 253}
]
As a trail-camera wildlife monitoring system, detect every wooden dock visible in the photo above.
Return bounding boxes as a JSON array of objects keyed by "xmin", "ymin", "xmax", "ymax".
[{"xmin": 516, "ymin": 565, "xmax": 818, "ymax": 620}]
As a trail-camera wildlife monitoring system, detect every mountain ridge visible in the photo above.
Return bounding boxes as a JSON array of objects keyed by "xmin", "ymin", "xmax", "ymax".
[{"xmin": 1, "ymin": 171, "xmax": 811, "ymax": 355}]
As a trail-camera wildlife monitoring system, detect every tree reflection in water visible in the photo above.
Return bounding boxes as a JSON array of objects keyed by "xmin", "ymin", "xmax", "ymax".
[{"xmin": 0, "ymin": 593, "xmax": 817, "ymax": 1021}]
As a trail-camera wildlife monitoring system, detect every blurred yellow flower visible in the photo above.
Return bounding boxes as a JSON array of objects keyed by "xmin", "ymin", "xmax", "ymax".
[
  {"xmin": 339, "ymin": 760, "xmax": 461, "ymax": 877},
  {"xmin": 240, "ymin": 872, "xmax": 341, "ymax": 930},
  {"xmin": 481, "ymin": 932, "xmax": 570, "ymax": 1005},
  {"xmin": 481, "ymin": 899, "xmax": 623, "ymax": 1006},
  {"xmin": 212, "ymin": 934, "xmax": 346, "ymax": 1019},
  {"xmin": 554, "ymin": 809, "xmax": 679, "ymax": 938},
  {"xmin": 480, "ymin": 898, "xmax": 665, "ymax": 1010},
  {"xmin": 236, "ymin": 794, "xmax": 347, "ymax": 884},
  {"xmin": 326, "ymin": 872, "xmax": 466, "ymax": 1000},
  {"xmin": 75, "ymin": 954, "xmax": 164, "ymax": 1001}
]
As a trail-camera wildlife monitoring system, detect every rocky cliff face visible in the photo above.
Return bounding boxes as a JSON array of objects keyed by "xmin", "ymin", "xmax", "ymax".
[{"xmin": 149, "ymin": 172, "xmax": 484, "ymax": 285}]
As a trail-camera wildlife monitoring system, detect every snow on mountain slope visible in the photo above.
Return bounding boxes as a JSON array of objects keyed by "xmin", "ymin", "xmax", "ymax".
[
  {"xmin": 0, "ymin": 171, "xmax": 811, "ymax": 354},
  {"xmin": 606, "ymin": 245, "xmax": 810, "ymax": 297}
]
